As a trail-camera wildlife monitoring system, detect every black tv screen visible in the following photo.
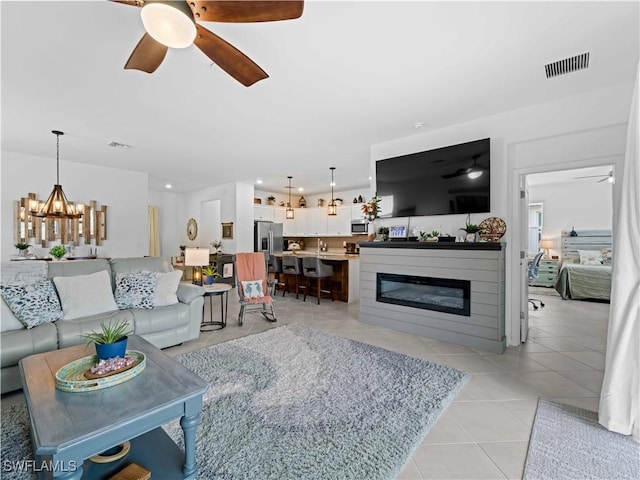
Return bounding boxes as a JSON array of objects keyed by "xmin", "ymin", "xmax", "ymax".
[{"xmin": 375, "ymin": 138, "xmax": 490, "ymax": 218}]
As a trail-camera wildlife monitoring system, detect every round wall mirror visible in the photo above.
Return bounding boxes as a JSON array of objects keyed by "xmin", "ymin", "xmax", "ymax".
[{"xmin": 186, "ymin": 218, "xmax": 198, "ymax": 241}]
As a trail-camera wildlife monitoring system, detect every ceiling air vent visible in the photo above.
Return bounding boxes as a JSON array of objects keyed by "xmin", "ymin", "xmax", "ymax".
[
  {"xmin": 545, "ymin": 52, "xmax": 589, "ymax": 78},
  {"xmin": 107, "ymin": 141, "xmax": 132, "ymax": 150}
]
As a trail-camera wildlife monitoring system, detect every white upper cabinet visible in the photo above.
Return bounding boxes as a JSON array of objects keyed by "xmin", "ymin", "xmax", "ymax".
[
  {"xmin": 254, "ymin": 205, "xmax": 275, "ymax": 222},
  {"xmin": 327, "ymin": 206, "xmax": 352, "ymax": 236}
]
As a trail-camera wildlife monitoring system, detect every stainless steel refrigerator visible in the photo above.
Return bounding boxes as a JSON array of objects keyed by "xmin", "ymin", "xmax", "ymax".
[{"xmin": 254, "ymin": 221, "xmax": 283, "ymax": 256}]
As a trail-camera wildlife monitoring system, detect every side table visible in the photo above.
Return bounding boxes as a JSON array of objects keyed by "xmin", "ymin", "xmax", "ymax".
[{"xmin": 201, "ymin": 283, "xmax": 232, "ymax": 331}]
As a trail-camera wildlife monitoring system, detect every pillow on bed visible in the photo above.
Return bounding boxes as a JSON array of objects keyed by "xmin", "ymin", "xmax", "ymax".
[
  {"xmin": 578, "ymin": 250, "xmax": 603, "ymax": 265},
  {"xmin": 600, "ymin": 247, "xmax": 613, "ymax": 265}
]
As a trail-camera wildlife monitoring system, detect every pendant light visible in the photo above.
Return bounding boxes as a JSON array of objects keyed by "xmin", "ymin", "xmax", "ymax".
[
  {"xmin": 328, "ymin": 167, "xmax": 337, "ymax": 216},
  {"xmin": 33, "ymin": 131, "xmax": 80, "ymax": 218},
  {"xmin": 286, "ymin": 176, "xmax": 294, "ymax": 219}
]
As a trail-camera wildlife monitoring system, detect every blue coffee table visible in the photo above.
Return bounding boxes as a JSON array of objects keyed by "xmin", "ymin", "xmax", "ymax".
[{"xmin": 19, "ymin": 335, "xmax": 208, "ymax": 479}]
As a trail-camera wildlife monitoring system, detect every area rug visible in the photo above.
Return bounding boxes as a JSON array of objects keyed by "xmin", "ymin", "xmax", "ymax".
[
  {"xmin": 1, "ymin": 324, "xmax": 469, "ymax": 479},
  {"xmin": 523, "ymin": 399, "xmax": 640, "ymax": 480}
]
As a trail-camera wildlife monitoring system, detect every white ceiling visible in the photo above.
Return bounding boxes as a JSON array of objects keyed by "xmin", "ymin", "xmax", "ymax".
[
  {"xmin": 2, "ymin": 1, "xmax": 638, "ymax": 195},
  {"xmin": 527, "ymin": 165, "xmax": 614, "ymax": 187}
]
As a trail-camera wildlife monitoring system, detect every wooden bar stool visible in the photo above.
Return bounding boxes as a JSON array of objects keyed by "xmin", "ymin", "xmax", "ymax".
[
  {"xmin": 302, "ymin": 257, "xmax": 335, "ymax": 305},
  {"xmin": 281, "ymin": 256, "xmax": 305, "ymax": 299}
]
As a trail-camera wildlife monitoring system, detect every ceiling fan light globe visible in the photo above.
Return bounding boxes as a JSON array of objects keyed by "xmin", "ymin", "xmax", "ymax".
[
  {"xmin": 141, "ymin": 3, "xmax": 196, "ymax": 49},
  {"xmin": 467, "ymin": 170, "xmax": 483, "ymax": 179}
]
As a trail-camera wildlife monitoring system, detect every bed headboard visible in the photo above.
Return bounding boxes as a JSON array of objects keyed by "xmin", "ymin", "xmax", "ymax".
[{"xmin": 561, "ymin": 229, "xmax": 612, "ymax": 262}]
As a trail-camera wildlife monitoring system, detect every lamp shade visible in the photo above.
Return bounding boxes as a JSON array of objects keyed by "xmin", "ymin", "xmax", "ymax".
[
  {"xmin": 184, "ymin": 247, "xmax": 209, "ymax": 266},
  {"xmin": 141, "ymin": 2, "xmax": 196, "ymax": 48},
  {"xmin": 539, "ymin": 238, "xmax": 554, "ymax": 250}
]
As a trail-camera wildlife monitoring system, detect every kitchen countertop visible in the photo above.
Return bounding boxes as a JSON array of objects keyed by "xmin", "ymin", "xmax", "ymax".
[{"xmin": 279, "ymin": 251, "xmax": 359, "ymax": 261}]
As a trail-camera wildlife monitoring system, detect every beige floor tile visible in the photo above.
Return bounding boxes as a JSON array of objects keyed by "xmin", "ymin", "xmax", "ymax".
[
  {"xmin": 397, "ymin": 458, "xmax": 423, "ymax": 480},
  {"xmin": 480, "ymin": 353, "xmax": 549, "ymax": 373},
  {"xmin": 449, "ymin": 402, "xmax": 531, "ymax": 442},
  {"xmin": 561, "ymin": 351, "xmax": 606, "ymax": 370},
  {"xmin": 479, "ymin": 441, "xmax": 529, "ymax": 480},
  {"xmin": 528, "ymin": 336, "xmax": 595, "ymax": 352},
  {"xmin": 455, "ymin": 374, "xmax": 540, "ymax": 402},
  {"xmin": 422, "ymin": 411, "xmax": 475, "ymax": 444},
  {"xmin": 525, "ymin": 352, "xmax": 596, "ymax": 371},
  {"xmin": 552, "ymin": 396, "xmax": 601, "ymax": 411},
  {"xmin": 413, "ymin": 444, "xmax": 507, "ymax": 479},
  {"xmin": 518, "ymin": 371, "xmax": 598, "ymax": 398},
  {"xmin": 439, "ymin": 354, "xmax": 506, "ymax": 374},
  {"xmin": 555, "ymin": 370, "xmax": 604, "ymax": 394},
  {"xmin": 500, "ymin": 399, "xmax": 540, "ymax": 426}
]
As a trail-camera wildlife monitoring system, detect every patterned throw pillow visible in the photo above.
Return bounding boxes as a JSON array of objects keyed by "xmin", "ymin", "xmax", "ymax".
[
  {"xmin": 600, "ymin": 247, "xmax": 613, "ymax": 265},
  {"xmin": 114, "ymin": 272, "xmax": 157, "ymax": 310},
  {"xmin": 578, "ymin": 250, "xmax": 603, "ymax": 265},
  {"xmin": 241, "ymin": 280, "xmax": 264, "ymax": 299},
  {"xmin": 0, "ymin": 280, "xmax": 63, "ymax": 328}
]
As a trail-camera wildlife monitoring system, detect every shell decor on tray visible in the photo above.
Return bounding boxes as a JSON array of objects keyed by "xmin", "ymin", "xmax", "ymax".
[
  {"xmin": 55, "ymin": 351, "xmax": 146, "ymax": 392},
  {"xmin": 479, "ymin": 217, "xmax": 507, "ymax": 242}
]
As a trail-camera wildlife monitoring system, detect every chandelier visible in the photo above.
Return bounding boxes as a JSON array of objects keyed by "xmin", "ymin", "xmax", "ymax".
[
  {"xmin": 286, "ymin": 176, "xmax": 294, "ymax": 219},
  {"xmin": 328, "ymin": 167, "xmax": 337, "ymax": 216},
  {"xmin": 32, "ymin": 130, "xmax": 80, "ymax": 218}
]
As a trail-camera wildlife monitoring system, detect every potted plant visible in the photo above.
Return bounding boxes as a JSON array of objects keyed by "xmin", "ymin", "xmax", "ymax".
[
  {"xmin": 361, "ymin": 197, "xmax": 381, "ymax": 221},
  {"xmin": 426, "ymin": 230, "xmax": 440, "ymax": 242},
  {"xmin": 459, "ymin": 223, "xmax": 481, "ymax": 242},
  {"xmin": 418, "ymin": 231, "xmax": 429, "ymax": 242},
  {"xmin": 202, "ymin": 265, "xmax": 221, "ymax": 285},
  {"xmin": 15, "ymin": 242, "xmax": 31, "ymax": 257},
  {"xmin": 49, "ymin": 245, "xmax": 66, "ymax": 260},
  {"xmin": 80, "ymin": 319, "xmax": 134, "ymax": 360},
  {"xmin": 210, "ymin": 240, "xmax": 223, "ymax": 254},
  {"xmin": 377, "ymin": 226, "xmax": 389, "ymax": 241},
  {"xmin": 267, "ymin": 195, "xmax": 276, "ymax": 206}
]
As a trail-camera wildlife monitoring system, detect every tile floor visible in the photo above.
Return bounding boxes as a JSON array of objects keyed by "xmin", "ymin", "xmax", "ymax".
[
  {"xmin": 1, "ymin": 286, "xmax": 610, "ymax": 479},
  {"xmin": 164, "ymin": 285, "xmax": 609, "ymax": 480}
]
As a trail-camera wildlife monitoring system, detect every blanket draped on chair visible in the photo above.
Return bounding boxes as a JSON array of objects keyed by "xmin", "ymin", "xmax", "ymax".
[{"xmin": 235, "ymin": 252, "xmax": 273, "ymax": 304}]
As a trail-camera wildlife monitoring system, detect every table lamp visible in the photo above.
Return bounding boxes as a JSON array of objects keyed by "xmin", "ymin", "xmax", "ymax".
[
  {"xmin": 184, "ymin": 247, "xmax": 209, "ymax": 286},
  {"xmin": 539, "ymin": 238, "xmax": 554, "ymax": 259}
]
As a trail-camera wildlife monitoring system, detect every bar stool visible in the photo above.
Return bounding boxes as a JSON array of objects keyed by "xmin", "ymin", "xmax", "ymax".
[
  {"xmin": 268, "ymin": 255, "xmax": 285, "ymax": 294},
  {"xmin": 281, "ymin": 256, "xmax": 305, "ymax": 299},
  {"xmin": 302, "ymin": 257, "xmax": 335, "ymax": 305}
]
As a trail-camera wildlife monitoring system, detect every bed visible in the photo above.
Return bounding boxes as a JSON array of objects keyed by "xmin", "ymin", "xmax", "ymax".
[{"xmin": 554, "ymin": 229, "xmax": 612, "ymax": 301}]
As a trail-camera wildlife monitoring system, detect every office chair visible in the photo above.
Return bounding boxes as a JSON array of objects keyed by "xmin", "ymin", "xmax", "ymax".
[{"xmin": 528, "ymin": 251, "xmax": 545, "ymax": 310}]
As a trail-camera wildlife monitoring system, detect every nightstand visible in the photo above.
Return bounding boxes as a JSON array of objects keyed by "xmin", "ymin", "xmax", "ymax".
[{"xmin": 532, "ymin": 259, "xmax": 559, "ymax": 287}]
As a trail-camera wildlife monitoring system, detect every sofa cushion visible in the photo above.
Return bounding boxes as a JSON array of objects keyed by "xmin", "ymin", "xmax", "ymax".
[
  {"xmin": 1, "ymin": 299, "xmax": 27, "ymax": 332},
  {"xmin": 114, "ymin": 272, "xmax": 157, "ymax": 310},
  {"xmin": 1, "ymin": 322, "xmax": 59, "ymax": 368},
  {"xmin": 0, "ymin": 280, "xmax": 63, "ymax": 328},
  {"xmin": 131, "ymin": 302, "xmax": 190, "ymax": 335},
  {"xmin": 55, "ymin": 310, "xmax": 135, "ymax": 349},
  {"xmin": 53, "ymin": 270, "xmax": 118, "ymax": 320},
  {"xmin": 154, "ymin": 270, "xmax": 183, "ymax": 306}
]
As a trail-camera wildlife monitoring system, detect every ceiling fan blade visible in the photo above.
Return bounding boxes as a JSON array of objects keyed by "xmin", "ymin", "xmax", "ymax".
[
  {"xmin": 194, "ymin": 24, "xmax": 267, "ymax": 86},
  {"xmin": 597, "ymin": 177, "xmax": 609, "ymax": 183},
  {"xmin": 124, "ymin": 33, "xmax": 168, "ymax": 73},
  {"xmin": 110, "ymin": 0, "xmax": 144, "ymax": 7},
  {"xmin": 190, "ymin": 1, "xmax": 304, "ymax": 22},
  {"xmin": 573, "ymin": 174, "xmax": 607, "ymax": 179},
  {"xmin": 441, "ymin": 169, "xmax": 468, "ymax": 179}
]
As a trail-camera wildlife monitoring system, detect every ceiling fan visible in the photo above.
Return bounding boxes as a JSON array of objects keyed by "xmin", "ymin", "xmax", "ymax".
[
  {"xmin": 113, "ymin": 0, "xmax": 304, "ymax": 86},
  {"xmin": 573, "ymin": 171, "xmax": 614, "ymax": 183},
  {"xmin": 441, "ymin": 153, "xmax": 488, "ymax": 179}
]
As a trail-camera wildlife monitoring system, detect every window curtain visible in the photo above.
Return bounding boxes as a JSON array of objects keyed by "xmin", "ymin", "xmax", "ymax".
[
  {"xmin": 599, "ymin": 63, "xmax": 639, "ymax": 442},
  {"xmin": 148, "ymin": 205, "xmax": 160, "ymax": 257}
]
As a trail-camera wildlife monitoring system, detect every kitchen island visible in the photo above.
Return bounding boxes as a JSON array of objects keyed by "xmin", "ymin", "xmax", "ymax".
[{"xmin": 278, "ymin": 251, "xmax": 360, "ymax": 303}]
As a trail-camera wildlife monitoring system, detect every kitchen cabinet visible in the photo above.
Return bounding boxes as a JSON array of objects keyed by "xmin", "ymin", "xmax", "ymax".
[
  {"xmin": 303, "ymin": 208, "xmax": 328, "ymax": 236},
  {"xmin": 351, "ymin": 204, "xmax": 365, "ymax": 220},
  {"xmin": 327, "ymin": 206, "xmax": 351, "ymax": 236},
  {"xmin": 254, "ymin": 205, "xmax": 274, "ymax": 221}
]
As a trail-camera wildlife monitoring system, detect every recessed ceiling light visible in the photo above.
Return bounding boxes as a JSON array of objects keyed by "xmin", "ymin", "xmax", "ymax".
[
  {"xmin": 165, "ymin": 183, "xmax": 172, "ymax": 189},
  {"xmin": 368, "ymin": 176, "xmax": 372, "ymax": 181},
  {"xmin": 256, "ymin": 179, "xmax": 263, "ymax": 184},
  {"xmin": 298, "ymin": 187, "xmax": 304, "ymax": 192}
]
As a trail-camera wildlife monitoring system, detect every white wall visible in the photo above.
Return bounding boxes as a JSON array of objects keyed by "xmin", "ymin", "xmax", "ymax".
[
  {"xmin": 369, "ymin": 82, "xmax": 633, "ymax": 346},
  {"xmin": 148, "ymin": 188, "xmax": 182, "ymax": 259},
  {"xmin": 529, "ymin": 180, "xmax": 614, "ymax": 259},
  {"xmin": 2, "ymin": 151, "xmax": 148, "ymax": 260}
]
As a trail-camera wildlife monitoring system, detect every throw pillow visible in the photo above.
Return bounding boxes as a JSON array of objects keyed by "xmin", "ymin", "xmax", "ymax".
[
  {"xmin": 241, "ymin": 279, "xmax": 264, "ymax": 298},
  {"xmin": 578, "ymin": 250, "xmax": 603, "ymax": 265},
  {"xmin": 153, "ymin": 270, "xmax": 182, "ymax": 306},
  {"xmin": 600, "ymin": 247, "xmax": 613, "ymax": 265},
  {"xmin": 114, "ymin": 272, "xmax": 158, "ymax": 310},
  {"xmin": 53, "ymin": 270, "xmax": 118, "ymax": 320},
  {"xmin": 0, "ymin": 280, "xmax": 63, "ymax": 328}
]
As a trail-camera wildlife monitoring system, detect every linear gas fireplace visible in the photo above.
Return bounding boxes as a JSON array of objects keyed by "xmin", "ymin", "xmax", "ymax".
[{"xmin": 376, "ymin": 273, "xmax": 471, "ymax": 316}]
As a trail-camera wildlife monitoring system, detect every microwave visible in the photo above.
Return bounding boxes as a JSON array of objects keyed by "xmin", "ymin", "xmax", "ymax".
[{"xmin": 351, "ymin": 219, "xmax": 369, "ymax": 234}]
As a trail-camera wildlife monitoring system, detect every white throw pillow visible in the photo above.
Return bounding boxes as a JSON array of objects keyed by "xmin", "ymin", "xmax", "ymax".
[
  {"xmin": 578, "ymin": 250, "xmax": 603, "ymax": 265},
  {"xmin": 154, "ymin": 270, "xmax": 183, "ymax": 306},
  {"xmin": 241, "ymin": 280, "xmax": 264, "ymax": 298},
  {"xmin": 53, "ymin": 270, "xmax": 117, "ymax": 320}
]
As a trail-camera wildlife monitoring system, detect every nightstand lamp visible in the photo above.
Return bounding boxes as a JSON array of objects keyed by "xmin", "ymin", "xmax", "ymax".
[
  {"xmin": 185, "ymin": 247, "xmax": 210, "ymax": 286},
  {"xmin": 539, "ymin": 238, "xmax": 554, "ymax": 259}
]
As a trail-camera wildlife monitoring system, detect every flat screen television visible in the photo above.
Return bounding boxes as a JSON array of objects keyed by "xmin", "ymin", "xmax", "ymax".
[{"xmin": 375, "ymin": 138, "xmax": 490, "ymax": 218}]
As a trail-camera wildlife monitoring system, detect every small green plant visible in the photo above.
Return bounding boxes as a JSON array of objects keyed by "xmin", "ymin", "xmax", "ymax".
[
  {"xmin": 459, "ymin": 224, "xmax": 481, "ymax": 234},
  {"xmin": 80, "ymin": 320, "xmax": 133, "ymax": 345},
  {"xmin": 377, "ymin": 226, "xmax": 390, "ymax": 235},
  {"xmin": 427, "ymin": 230, "xmax": 440, "ymax": 238},
  {"xmin": 418, "ymin": 231, "xmax": 429, "ymax": 241},
  {"xmin": 202, "ymin": 265, "xmax": 221, "ymax": 277},
  {"xmin": 49, "ymin": 245, "xmax": 66, "ymax": 259},
  {"xmin": 210, "ymin": 240, "xmax": 222, "ymax": 251},
  {"xmin": 15, "ymin": 242, "xmax": 31, "ymax": 251},
  {"xmin": 267, "ymin": 195, "xmax": 276, "ymax": 201}
]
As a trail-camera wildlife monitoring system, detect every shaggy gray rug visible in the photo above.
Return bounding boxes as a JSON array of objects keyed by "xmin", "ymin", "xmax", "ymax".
[
  {"xmin": 2, "ymin": 324, "xmax": 469, "ymax": 479},
  {"xmin": 524, "ymin": 399, "xmax": 640, "ymax": 480}
]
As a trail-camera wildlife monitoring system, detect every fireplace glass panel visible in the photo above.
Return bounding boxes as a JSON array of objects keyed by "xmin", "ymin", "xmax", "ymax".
[{"xmin": 376, "ymin": 273, "xmax": 471, "ymax": 316}]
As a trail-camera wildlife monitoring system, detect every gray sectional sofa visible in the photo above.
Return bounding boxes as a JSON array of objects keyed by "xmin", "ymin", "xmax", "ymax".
[{"xmin": 1, "ymin": 257, "xmax": 204, "ymax": 394}]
